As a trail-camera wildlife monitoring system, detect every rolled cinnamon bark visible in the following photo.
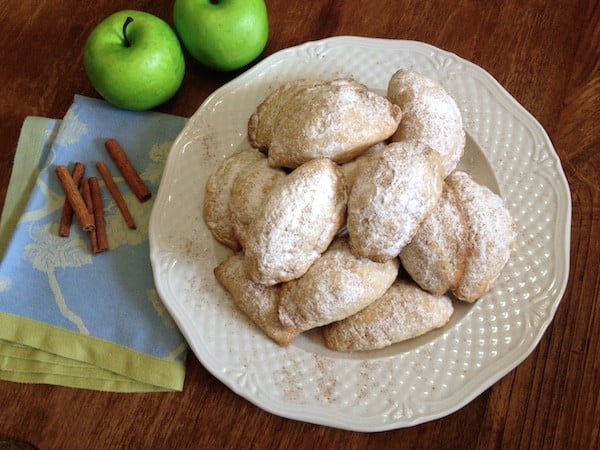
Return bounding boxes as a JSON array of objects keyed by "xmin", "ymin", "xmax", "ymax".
[
  {"xmin": 81, "ymin": 178, "xmax": 98, "ymax": 254},
  {"xmin": 89, "ymin": 177, "xmax": 109, "ymax": 253},
  {"xmin": 58, "ymin": 162, "xmax": 85, "ymax": 237},
  {"xmin": 104, "ymin": 138, "xmax": 152, "ymax": 202},
  {"xmin": 55, "ymin": 165, "xmax": 95, "ymax": 232},
  {"xmin": 96, "ymin": 161, "xmax": 137, "ymax": 230}
]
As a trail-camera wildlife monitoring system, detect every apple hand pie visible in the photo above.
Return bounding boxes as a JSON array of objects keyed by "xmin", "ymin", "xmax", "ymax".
[
  {"xmin": 347, "ymin": 140, "xmax": 444, "ymax": 262},
  {"xmin": 446, "ymin": 170, "xmax": 517, "ymax": 302},
  {"xmin": 248, "ymin": 78, "xmax": 402, "ymax": 168},
  {"xmin": 278, "ymin": 237, "xmax": 400, "ymax": 334},
  {"xmin": 323, "ymin": 279, "xmax": 454, "ymax": 352},
  {"xmin": 387, "ymin": 68, "xmax": 465, "ymax": 177},
  {"xmin": 244, "ymin": 157, "xmax": 347, "ymax": 286},
  {"xmin": 399, "ymin": 181, "xmax": 469, "ymax": 295}
]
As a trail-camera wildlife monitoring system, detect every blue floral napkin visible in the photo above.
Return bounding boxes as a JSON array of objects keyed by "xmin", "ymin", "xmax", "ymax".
[{"xmin": 0, "ymin": 95, "xmax": 188, "ymax": 392}]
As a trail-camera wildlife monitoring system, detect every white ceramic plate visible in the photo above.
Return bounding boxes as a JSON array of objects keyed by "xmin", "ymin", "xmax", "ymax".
[{"xmin": 149, "ymin": 37, "xmax": 571, "ymax": 431}]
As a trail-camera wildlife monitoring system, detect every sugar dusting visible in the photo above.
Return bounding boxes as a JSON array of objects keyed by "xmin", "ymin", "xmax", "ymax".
[
  {"xmin": 399, "ymin": 182, "xmax": 468, "ymax": 295},
  {"xmin": 347, "ymin": 141, "xmax": 443, "ymax": 262},
  {"xmin": 278, "ymin": 237, "xmax": 399, "ymax": 333},
  {"xmin": 447, "ymin": 170, "xmax": 517, "ymax": 302},
  {"xmin": 244, "ymin": 158, "xmax": 347, "ymax": 286},
  {"xmin": 230, "ymin": 158, "xmax": 287, "ymax": 247},
  {"xmin": 251, "ymin": 78, "xmax": 402, "ymax": 168},
  {"xmin": 388, "ymin": 69, "xmax": 465, "ymax": 176},
  {"xmin": 203, "ymin": 148, "xmax": 264, "ymax": 250},
  {"xmin": 324, "ymin": 279, "xmax": 454, "ymax": 351}
]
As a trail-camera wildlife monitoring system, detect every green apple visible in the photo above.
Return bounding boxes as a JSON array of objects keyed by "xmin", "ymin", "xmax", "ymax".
[
  {"xmin": 173, "ymin": 0, "xmax": 268, "ymax": 71},
  {"xmin": 84, "ymin": 10, "xmax": 185, "ymax": 111}
]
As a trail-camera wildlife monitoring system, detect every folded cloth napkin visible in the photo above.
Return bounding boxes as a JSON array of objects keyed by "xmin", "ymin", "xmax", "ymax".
[{"xmin": 0, "ymin": 95, "xmax": 188, "ymax": 392}]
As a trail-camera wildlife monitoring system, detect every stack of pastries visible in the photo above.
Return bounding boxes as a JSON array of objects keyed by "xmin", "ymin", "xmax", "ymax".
[{"xmin": 204, "ymin": 70, "xmax": 517, "ymax": 352}]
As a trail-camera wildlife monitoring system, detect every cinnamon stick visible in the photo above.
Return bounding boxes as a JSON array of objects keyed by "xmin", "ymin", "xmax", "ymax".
[
  {"xmin": 55, "ymin": 165, "xmax": 95, "ymax": 231},
  {"xmin": 58, "ymin": 162, "xmax": 85, "ymax": 237},
  {"xmin": 95, "ymin": 161, "xmax": 137, "ymax": 230},
  {"xmin": 81, "ymin": 178, "xmax": 98, "ymax": 254},
  {"xmin": 89, "ymin": 176, "xmax": 109, "ymax": 253},
  {"xmin": 104, "ymin": 138, "xmax": 152, "ymax": 202}
]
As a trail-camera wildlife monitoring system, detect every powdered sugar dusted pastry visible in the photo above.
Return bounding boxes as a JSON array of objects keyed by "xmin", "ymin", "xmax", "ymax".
[
  {"xmin": 248, "ymin": 79, "xmax": 319, "ymax": 151},
  {"xmin": 203, "ymin": 148, "xmax": 265, "ymax": 251},
  {"xmin": 323, "ymin": 279, "xmax": 454, "ymax": 351},
  {"xmin": 249, "ymin": 78, "xmax": 402, "ymax": 168},
  {"xmin": 214, "ymin": 254, "xmax": 297, "ymax": 346},
  {"xmin": 387, "ymin": 69, "xmax": 465, "ymax": 177},
  {"xmin": 347, "ymin": 140, "xmax": 444, "ymax": 263},
  {"xmin": 278, "ymin": 237, "xmax": 399, "ymax": 334},
  {"xmin": 229, "ymin": 158, "xmax": 287, "ymax": 248},
  {"xmin": 446, "ymin": 170, "xmax": 517, "ymax": 302},
  {"xmin": 400, "ymin": 182, "xmax": 469, "ymax": 295},
  {"xmin": 244, "ymin": 158, "xmax": 347, "ymax": 286}
]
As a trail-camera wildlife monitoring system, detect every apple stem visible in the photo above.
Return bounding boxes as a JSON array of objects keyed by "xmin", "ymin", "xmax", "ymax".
[
  {"xmin": 123, "ymin": 16, "xmax": 134, "ymax": 48},
  {"xmin": 209, "ymin": 0, "xmax": 220, "ymax": 4}
]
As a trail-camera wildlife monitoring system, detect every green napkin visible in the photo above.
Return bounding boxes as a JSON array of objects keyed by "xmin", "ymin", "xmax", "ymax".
[
  {"xmin": 0, "ymin": 117, "xmax": 58, "ymax": 254},
  {"xmin": 0, "ymin": 97, "xmax": 188, "ymax": 392}
]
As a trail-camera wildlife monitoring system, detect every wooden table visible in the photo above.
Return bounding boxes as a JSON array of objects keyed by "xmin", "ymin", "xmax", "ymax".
[{"xmin": 1, "ymin": 1, "xmax": 598, "ymax": 448}]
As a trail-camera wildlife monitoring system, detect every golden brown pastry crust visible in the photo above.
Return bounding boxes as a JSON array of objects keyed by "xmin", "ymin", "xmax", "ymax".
[
  {"xmin": 203, "ymin": 148, "xmax": 265, "ymax": 251},
  {"xmin": 244, "ymin": 157, "xmax": 347, "ymax": 286},
  {"xmin": 387, "ymin": 69, "xmax": 465, "ymax": 177},
  {"xmin": 323, "ymin": 279, "xmax": 454, "ymax": 352},
  {"xmin": 214, "ymin": 254, "xmax": 297, "ymax": 346},
  {"xmin": 347, "ymin": 140, "xmax": 444, "ymax": 263},
  {"xmin": 400, "ymin": 182, "xmax": 469, "ymax": 295},
  {"xmin": 446, "ymin": 170, "xmax": 517, "ymax": 302},
  {"xmin": 278, "ymin": 237, "xmax": 400, "ymax": 334},
  {"xmin": 248, "ymin": 78, "xmax": 402, "ymax": 168}
]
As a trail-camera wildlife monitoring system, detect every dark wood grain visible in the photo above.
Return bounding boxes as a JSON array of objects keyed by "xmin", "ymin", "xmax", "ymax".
[{"xmin": 1, "ymin": 0, "xmax": 598, "ymax": 449}]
